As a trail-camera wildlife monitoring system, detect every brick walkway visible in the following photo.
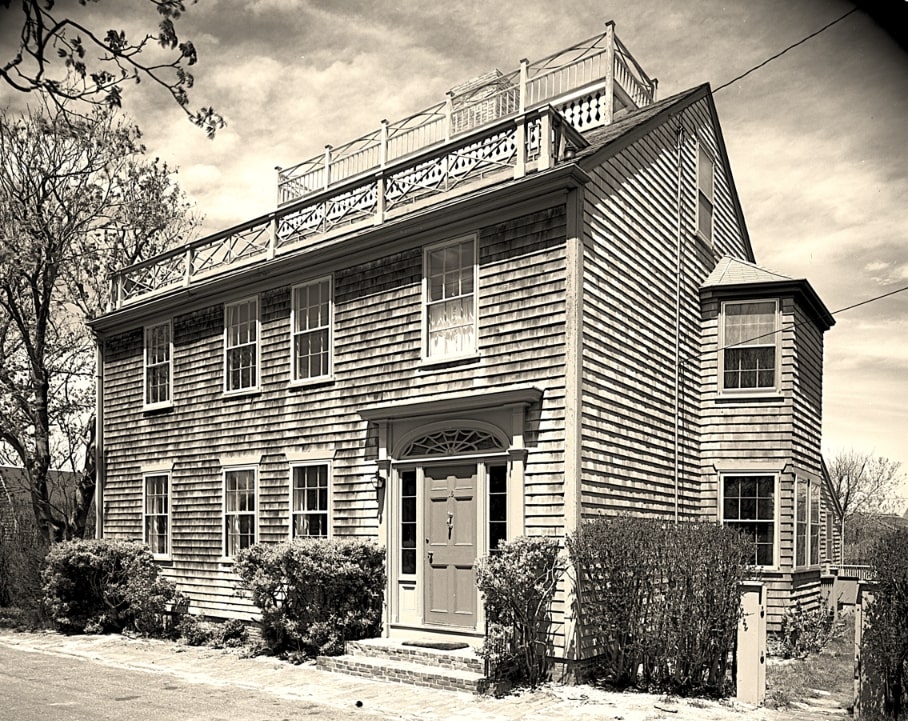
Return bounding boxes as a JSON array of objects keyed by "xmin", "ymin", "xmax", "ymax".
[{"xmin": 0, "ymin": 631, "xmax": 849, "ymax": 721}]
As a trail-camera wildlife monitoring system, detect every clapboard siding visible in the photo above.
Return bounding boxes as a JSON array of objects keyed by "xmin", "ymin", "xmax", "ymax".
[
  {"xmin": 579, "ymin": 97, "xmax": 751, "ymax": 518},
  {"xmin": 100, "ymin": 204, "xmax": 570, "ymax": 617}
]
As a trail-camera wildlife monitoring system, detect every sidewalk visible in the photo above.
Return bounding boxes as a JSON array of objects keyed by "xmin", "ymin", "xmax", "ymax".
[{"xmin": 0, "ymin": 630, "xmax": 804, "ymax": 721}]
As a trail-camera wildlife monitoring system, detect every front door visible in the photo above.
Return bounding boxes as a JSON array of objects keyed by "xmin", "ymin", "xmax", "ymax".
[{"xmin": 424, "ymin": 464, "xmax": 478, "ymax": 628}]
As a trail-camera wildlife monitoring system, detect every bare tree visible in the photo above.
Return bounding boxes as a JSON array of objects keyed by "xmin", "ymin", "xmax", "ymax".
[
  {"xmin": 1, "ymin": 0, "xmax": 224, "ymax": 137},
  {"xmin": 0, "ymin": 105, "xmax": 197, "ymax": 544},
  {"xmin": 826, "ymin": 449, "xmax": 903, "ymax": 521}
]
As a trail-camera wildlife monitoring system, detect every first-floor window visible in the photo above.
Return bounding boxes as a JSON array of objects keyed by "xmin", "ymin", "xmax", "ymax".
[
  {"xmin": 143, "ymin": 473, "xmax": 169, "ymax": 555},
  {"xmin": 224, "ymin": 468, "xmax": 256, "ymax": 557},
  {"xmin": 723, "ymin": 474, "xmax": 775, "ymax": 566},
  {"xmin": 291, "ymin": 464, "xmax": 329, "ymax": 538},
  {"xmin": 400, "ymin": 469, "xmax": 417, "ymax": 575},
  {"xmin": 488, "ymin": 464, "xmax": 507, "ymax": 553},
  {"xmin": 796, "ymin": 477, "xmax": 821, "ymax": 567}
]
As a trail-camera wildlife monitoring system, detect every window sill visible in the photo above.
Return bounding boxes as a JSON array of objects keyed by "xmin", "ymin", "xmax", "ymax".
[
  {"xmin": 288, "ymin": 376, "xmax": 335, "ymax": 390},
  {"xmin": 222, "ymin": 388, "xmax": 262, "ymax": 400},
  {"xmin": 152, "ymin": 554, "xmax": 173, "ymax": 565},
  {"xmin": 142, "ymin": 401, "xmax": 174, "ymax": 414},
  {"xmin": 716, "ymin": 389, "xmax": 783, "ymax": 403},
  {"xmin": 417, "ymin": 353, "xmax": 481, "ymax": 371}
]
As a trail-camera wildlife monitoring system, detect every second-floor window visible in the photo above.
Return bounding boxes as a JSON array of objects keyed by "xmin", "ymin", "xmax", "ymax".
[
  {"xmin": 721, "ymin": 300, "xmax": 779, "ymax": 393},
  {"xmin": 291, "ymin": 278, "xmax": 332, "ymax": 382},
  {"xmin": 225, "ymin": 298, "xmax": 259, "ymax": 392},
  {"xmin": 424, "ymin": 236, "xmax": 477, "ymax": 359},
  {"xmin": 697, "ymin": 141, "xmax": 715, "ymax": 242},
  {"xmin": 722, "ymin": 474, "xmax": 775, "ymax": 566},
  {"xmin": 291, "ymin": 464, "xmax": 330, "ymax": 538},
  {"xmin": 224, "ymin": 467, "xmax": 256, "ymax": 557},
  {"xmin": 143, "ymin": 473, "xmax": 169, "ymax": 556},
  {"xmin": 144, "ymin": 322, "xmax": 172, "ymax": 407}
]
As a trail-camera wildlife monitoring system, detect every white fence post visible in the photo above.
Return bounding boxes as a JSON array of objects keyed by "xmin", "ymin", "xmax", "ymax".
[{"xmin": 736, "ymin": 581, "xmax": 766, "ymax": 705}]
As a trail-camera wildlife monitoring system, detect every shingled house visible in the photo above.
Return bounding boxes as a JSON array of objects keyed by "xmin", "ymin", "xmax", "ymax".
[{"xmin": 89, "ymin": 23, "xmax": 839, "ymax": 670}]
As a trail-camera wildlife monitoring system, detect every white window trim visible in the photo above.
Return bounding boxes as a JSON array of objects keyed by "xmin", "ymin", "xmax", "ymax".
[
  {"xmin": 223, "ymin": 296, "xmax": 261, "ymax": 396},
  {"xmin": 142, "ymin": 471, "xmax": 171, "ymax": 560},
  {"xmin": 288, "ymin": 460, "xmax": 333, "ymax": 540},
  {"xmin": 718, "ymin": 299, "xmax": 781, "ymax": 397},
  {"xmin": 222, "ymin": 464, "xmax": 258, "ymax": 560},
  {"xmin": 795, "ymin": 476, "xmax": 822, "ymax": 569},
  {"xmin": 421, "ymin": 234, "xmax": 479, "ymax": 363},
  {"xmin": 718, "ymin": 471, "xmax": 780, "ymax": 569},
  {"xmin": 289, "ymin": 276, "xmax": 334, "ymax": 386},
  {"xmin": 143, "ymin": 320, "xmax": 173, "ymax": 411},
  {"xmin": 695, "ymin": 137, "xmax": 715, "ymax": 244}
]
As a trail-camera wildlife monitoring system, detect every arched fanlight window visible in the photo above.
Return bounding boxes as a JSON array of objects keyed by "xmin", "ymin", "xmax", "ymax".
[{"xmin": 401, "ymin": 428, "xmax": 505, "ymax": 457}]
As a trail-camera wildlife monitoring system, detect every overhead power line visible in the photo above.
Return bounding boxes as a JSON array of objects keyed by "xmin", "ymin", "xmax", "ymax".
[{"xmin": 713, "ymin": 8, "xmax": 859, "ymax": 94}]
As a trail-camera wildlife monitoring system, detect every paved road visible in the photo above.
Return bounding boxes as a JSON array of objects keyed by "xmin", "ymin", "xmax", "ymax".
[{"xmin": 0, "ymin": 644, "xmax": 385, "ymax": 721}]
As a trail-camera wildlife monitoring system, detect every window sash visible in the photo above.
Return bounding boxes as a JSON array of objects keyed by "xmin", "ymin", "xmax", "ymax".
[
  {"xmin": 723, "ymin": 475, "xmax": 775, "ymax": 566},
  {"xmin": 425, "ymin": 238, "xmax": 476, "ymax": 358},
  {"xmin": 489, "ymin": 464, "xmax": 507, "ymax": 553},
  {"xmin": 722, "ymin": 301, "xmax": 778, "ymax": 391},
  {"xmin": 697, "ymin": 144, "xmax": 715, "ymax": 241},
  {"xmin": 400, "ymin": 469, "xmax": 417, "ymax": 575},
  {"xmin": 143, "ymin": 474, "xmax": 169, "ymax": 555},
  {"xmin": 291, "ymin": 465, "xmax": 329, "ymax": 538},
  {"xmin": 144, "ymin": 323, "xmax": 171, "ymax": 405},
  {"xmin": 224, "ymin": 469, "xmax": 256, "ymax": 556},
  {"xmin": 292, "ymin": 279, "xmax": 332, "ymax": 381},
  {"xmin": 225, "ymin": 299, "xmax": 258, "ymax": 391}
]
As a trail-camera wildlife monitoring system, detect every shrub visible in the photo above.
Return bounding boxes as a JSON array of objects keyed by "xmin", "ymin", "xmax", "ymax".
[
  {"xmin": 475, "ymin": 536, "xmax": 564, "ymax": 688},
  {"xmin": 860, "ymin": 528, "xmax": 908, "ymax": 720},
  {"xmin": 0, "ymin": 520, "xmax": 48, "ymax": 627},
  {"xmin": 234, "ymin": 538, "xmax": 385, "ymax": 658},
  {"xmin": 567, "ymin": 517, "xmax": 752, "ymax": 697},
  {"xmin": 774, "ymin": 601, "xmax": 835, "ymax": 659},
  {"xmin": 177, "ymin": 615, "xmax": 249, "ymax": 648},
  {"xmin": 42, "ymin": 539, "xmax": 186, "ymax": 636}
]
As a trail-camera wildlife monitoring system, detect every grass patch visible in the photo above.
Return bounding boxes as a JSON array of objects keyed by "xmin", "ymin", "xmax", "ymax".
[{"xmin": 765, "ymin": 615, "xmax": 854, "ymax": 710}]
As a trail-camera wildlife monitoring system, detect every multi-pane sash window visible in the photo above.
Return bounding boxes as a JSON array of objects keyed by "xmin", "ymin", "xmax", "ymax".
[
  {"xmin": 291, "ymin": 464, "xmax": 329, "ymax": 538},
  {"xmin": 225, "ymin": 298, "xmax": 258, "ymax": 392},
  {"xmin": 143, "ymin": 474, "xmax": 169, "ymax": 555},
  {"xmin": 797, "ymin": 478, "xmax": 822, "ymax": 567},
  {"xmin": 488, "ymin": 464, "xmax": 507, "ymax": 553},
  {"xmin": 723, "ymin": 475, "xmax": 775, "ymax": 566},
  {"xmin": 224, "ymin": 468, "xmax": 256, "ymax": 557},
  {"xmin": 292, "ymin": 278, "xmax": 331, "ymax": 381},
  {"xmin": 425, "ymin": 237, "xmax": 476, "ymax": 359},
  {"xmin": 722, "ymin": 301, "xmax": 778, "ymax": 392},
  {"xmin": 697, "ymin": 143, "xmax": 715, "ymax": 242},
  {"xmin": 144, "ymin": 322, "xmax": 172, "ymax": 406}
]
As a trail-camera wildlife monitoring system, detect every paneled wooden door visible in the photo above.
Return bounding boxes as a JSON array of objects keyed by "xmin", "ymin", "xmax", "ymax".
[{"xmin": 423, "ymin": 464, "xmax": 478, "ymax": 628}]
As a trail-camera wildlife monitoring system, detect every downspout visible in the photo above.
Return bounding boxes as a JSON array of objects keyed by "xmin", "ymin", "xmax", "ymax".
[
  {"xmin": 673, "ymin": 119, "xmax": 685, "ymax": 524},
  {"xmin": 94, "ymin": 337, "xmax": 104, "ymax": 539}
]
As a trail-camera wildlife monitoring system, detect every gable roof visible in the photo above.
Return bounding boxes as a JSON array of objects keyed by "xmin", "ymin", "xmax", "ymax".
[{"xmin": 575, "ymin": 83, "xmax": 755, "ymax": 263}]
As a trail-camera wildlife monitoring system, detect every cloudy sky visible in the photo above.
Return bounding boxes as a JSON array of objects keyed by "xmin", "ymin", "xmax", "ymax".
[{"xmin": 2, "ymin": 0, "xmax": 906, "ymax": 506}]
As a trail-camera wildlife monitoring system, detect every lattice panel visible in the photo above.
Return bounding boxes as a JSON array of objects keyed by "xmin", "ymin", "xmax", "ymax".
[
  {"xmin": 191, "ymin": 223, "xmax": 270, "ymax": 277},
  {"xmin": 277, "ymin": 182, "xmax": 377, "ymax": 247},
  {"xmin": 121, "ymin": 253, "xmax": 185, "ymax": 302},
  {"xmin": 402, "ymin": 429, "xmax": 506, "ymax": 457}
]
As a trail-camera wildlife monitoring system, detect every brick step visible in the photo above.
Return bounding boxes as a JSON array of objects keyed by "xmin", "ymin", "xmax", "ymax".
[
  {"xmin": 317, "ymin": 653, "xmax": 486, "ymax": 693},
  {"xmin": 345, "ymin": 639, "xmax": 484, "ymax": 675}
]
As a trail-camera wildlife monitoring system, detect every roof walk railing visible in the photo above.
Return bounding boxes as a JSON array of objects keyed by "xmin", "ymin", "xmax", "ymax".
[
  {"xmin": 275, "ymin": 22, "xmax": 656, "ymax": 207},
  {"xmin": 109, "ymin": 105, "xmax": 588, "ymax": 309}
]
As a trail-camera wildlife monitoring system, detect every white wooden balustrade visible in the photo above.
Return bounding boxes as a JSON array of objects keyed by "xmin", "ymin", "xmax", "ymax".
[{"xmin": 109, "ymin": 22, "xmax": 654, "ymax": 309}]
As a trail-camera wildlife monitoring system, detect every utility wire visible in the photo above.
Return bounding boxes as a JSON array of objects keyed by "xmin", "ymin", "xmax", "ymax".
[
  {"xmin": 713, "ymin": 8, "xmax": 859, "ymax": 94},
  {"xmin": 688, "ymin": 283, "xmax": 908, "ymax": 361}
]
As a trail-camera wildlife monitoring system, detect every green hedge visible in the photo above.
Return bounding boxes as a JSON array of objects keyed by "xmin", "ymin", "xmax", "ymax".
[
  {"xmin": 42, "ymin": 539, "xmax": 185, "ymax": 635},
  {"xmin": 861, "ymin": 528, "xmax": 908, "ymax": 719},
  {"xmin": 567, "ymin": 517, "xmax": 752, "ymax": 697},
  {"xmin": 234, "ymin": 538, "xmax": 385, "ymax": 658}
]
